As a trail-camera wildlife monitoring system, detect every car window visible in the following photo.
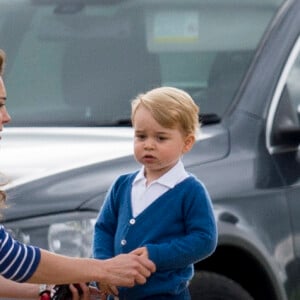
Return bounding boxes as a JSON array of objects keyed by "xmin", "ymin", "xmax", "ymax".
[
  {"xmin": 0, "ymin": 0, "xmax": 285, "ymax": 127},
  {"xmin": 267, "ymin": 36, "xmax": 300, "ymax": 151},
  {"xmin": 286, "ymin": 49, "xmax": 300, "ymax": 122}
]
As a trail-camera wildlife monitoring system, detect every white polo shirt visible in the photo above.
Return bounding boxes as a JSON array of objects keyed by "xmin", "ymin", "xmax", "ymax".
[{"xmin": 131, "ymin": 160, "xmax": 189, "ymax": 217}]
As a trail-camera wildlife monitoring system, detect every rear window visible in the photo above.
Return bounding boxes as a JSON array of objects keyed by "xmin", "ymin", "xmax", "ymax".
[{"xmin": 1, "ymin": 0, "xmax": 285, "ymax": 126}]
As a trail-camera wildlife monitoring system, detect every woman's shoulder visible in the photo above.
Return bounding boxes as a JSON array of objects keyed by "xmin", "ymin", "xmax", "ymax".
[{"xmin": 0, "ymin": 224, "xmax": 7, "ymax": 238}]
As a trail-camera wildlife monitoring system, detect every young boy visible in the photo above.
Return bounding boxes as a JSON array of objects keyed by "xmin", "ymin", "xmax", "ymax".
[{"xmin": 93, "ymin": 86, "xmax": 218, "ymax": 299}]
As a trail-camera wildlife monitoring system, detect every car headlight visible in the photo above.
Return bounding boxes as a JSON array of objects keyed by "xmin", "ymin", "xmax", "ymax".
[{"xmin": 5, "ymin": 212, "xmax": 96, "ymax": 258}]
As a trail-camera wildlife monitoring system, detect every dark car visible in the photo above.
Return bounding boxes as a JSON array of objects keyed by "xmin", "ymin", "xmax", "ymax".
[{"xmin": 1, "ymin": 0, "xmax": 300, "ymax": 299}]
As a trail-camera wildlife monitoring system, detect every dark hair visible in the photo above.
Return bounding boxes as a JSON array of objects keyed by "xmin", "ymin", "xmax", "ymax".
[
  {"xmin": 0, "ymin": 49, "xmax": 5, "ymax": 76},
  {"xmin": 0, "ymin": 49, "xmax": 7, "ymax": 211},
  {"xmin": 0, "ymin": 186, "xmax": 7, "ymax": 215},
  {"xmin": 0, "ymin": 191, "xmax": 6, "ymax": 203}
]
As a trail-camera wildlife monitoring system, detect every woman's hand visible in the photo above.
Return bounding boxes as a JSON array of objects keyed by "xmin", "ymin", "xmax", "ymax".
[{"xmin": 100, "ymin": 253, "xmax": 156, "ymax": 287}]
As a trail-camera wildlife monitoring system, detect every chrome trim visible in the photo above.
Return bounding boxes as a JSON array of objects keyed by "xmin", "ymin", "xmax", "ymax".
[{"xmin": 266, "ymin": 36, "xmax": 300, "ymax": 154}]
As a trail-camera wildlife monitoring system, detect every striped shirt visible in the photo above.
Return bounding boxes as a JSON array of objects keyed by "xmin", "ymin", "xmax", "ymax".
[{"xmin": 0, "ymin": 225, "xmax": 41, "ymax": 282}]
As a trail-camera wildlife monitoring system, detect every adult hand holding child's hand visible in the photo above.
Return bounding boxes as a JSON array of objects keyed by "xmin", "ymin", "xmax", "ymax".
[{"xmin": 101, "ymin": 252, "xmax": 156, "ymax": 287}]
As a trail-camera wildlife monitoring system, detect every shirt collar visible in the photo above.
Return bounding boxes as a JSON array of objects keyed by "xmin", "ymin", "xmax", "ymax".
[{"xmin": 133, "ymin": 160, "xmax": 188, "ymax": 188}]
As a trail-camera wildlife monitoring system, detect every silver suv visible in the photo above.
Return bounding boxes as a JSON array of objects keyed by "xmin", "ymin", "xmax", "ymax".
[{"xmin": 1, "ymin": 1, "xmax": 300, "ymax": 299}]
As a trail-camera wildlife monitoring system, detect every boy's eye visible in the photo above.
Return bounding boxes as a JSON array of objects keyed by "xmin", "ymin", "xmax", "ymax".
[
  {"xmin": 157, "ymin": 136, "xmax": 167, "ymax": 141},
  {"xmin": 136, "ymin": 134, "xmax": 146, "ymax": 140}
]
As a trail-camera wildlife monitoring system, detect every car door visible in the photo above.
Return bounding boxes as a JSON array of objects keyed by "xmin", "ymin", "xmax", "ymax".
[{"xmin": 267, "ymin": 36, "xmax": 300, "ymax": 298}]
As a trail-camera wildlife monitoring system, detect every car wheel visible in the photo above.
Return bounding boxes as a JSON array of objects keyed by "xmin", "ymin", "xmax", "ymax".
[{"xmin": 189, "ymin": 271, "xmax": 254, "ymax": 300}]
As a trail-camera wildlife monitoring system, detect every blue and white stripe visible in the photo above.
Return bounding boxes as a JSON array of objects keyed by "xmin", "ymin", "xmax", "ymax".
[{"xmin": 0, "ymin": 225, "xmax": 41, "ymax": 282}]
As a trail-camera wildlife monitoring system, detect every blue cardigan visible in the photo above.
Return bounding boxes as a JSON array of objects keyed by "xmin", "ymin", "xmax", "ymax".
[{"xmin": 93, "ymin": 172, "xmax": 217, "ymax": 299}]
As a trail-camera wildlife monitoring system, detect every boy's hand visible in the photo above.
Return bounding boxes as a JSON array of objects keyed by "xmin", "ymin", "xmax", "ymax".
[
  {"xmin": 98, "ymin": 282, "xmax": 118, "ymax": 300},
  {"xmin": 131, "ymin": 247, "xmax": 149, "ymax": 258},
  {"xmin": 69, "ymin": 283, "xmax": 101, "ymax": 300}
]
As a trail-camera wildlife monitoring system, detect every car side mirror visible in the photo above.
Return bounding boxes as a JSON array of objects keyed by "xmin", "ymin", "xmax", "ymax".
[
  {"xmin": 271, "ymin": 86, "xmax": 300, "ymax": 148},
  {"xmin": 275, "ymin": 125, "xmax": 300, "ymax": 147}
]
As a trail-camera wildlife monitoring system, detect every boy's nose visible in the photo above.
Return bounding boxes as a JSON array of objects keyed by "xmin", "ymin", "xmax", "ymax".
[{"xmin": 144, "ymin": 139, "xmax": 155, "ymax": 149}]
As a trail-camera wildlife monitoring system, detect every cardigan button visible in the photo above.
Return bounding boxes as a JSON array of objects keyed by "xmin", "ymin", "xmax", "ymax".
[
  {"xmin": 129, "ymin": 219, "xmax": 136, "ymax": 225},
  {"xmin": 121, "ymin": 239, "xmax": 127, "ymax": 246}
]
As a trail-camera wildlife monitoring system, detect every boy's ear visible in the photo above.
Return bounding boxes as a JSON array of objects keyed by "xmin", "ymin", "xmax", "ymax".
[{"xmin": 183, "ymin": 134, "xmax": 195, "ymax": 153}]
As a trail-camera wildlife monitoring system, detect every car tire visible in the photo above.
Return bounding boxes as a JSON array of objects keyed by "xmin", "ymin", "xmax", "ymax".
[{"xmin": 189, "ymin": 271, "xmax": 254, "ymax": 300}]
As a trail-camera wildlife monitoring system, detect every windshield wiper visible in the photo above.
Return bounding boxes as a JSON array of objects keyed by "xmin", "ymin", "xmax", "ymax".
[
  {"xmin": 200, "ymin": 113, "xmax": 221, "ymax": 125},
  {"xmin": 110, "ymin": 114, "xmax": 221, "ymax": 127}
]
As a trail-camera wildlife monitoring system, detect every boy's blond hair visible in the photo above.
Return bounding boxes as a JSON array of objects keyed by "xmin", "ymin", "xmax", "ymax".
[{"xmin": 131, "ymin": 86, "xmax": 200, "ymax": 137}]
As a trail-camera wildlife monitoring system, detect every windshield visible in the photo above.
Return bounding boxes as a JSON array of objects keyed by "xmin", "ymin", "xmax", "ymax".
[{"xmin": 1, "ymin": 0, "xmax": 284, "ymax": 127}]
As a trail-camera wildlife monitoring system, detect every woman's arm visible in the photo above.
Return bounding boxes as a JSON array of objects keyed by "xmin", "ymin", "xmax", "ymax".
[
  {"xmin": 1, "ymin": 226, "xmax": 155, "ymax": 289},
  {"xmin": 0, "ymin": 276, "xmax": 102, "ymax": 300},
  {"xmin": 0, "ymin": 276, "xmax": 39, "ymax": 299},
  {"xmin": 27, "ymin": 249, "xmax": 156, "ymax": 287},
  {"xmin": 0, "ymin": 250, "xmax": 155, "ymax": 299}
]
